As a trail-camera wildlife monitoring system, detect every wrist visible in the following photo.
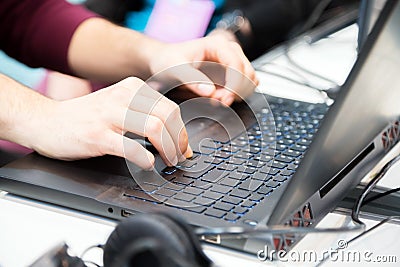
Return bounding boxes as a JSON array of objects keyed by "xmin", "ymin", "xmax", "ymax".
[{"xmin": 121, "ymin": 28, "xmax": 165, "ymax": 79}]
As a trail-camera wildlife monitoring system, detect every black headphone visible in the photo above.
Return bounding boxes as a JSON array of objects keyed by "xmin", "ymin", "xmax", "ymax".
[{"xmin": 103, "ymin": 212, "xmax": 214, "ymax": 267}]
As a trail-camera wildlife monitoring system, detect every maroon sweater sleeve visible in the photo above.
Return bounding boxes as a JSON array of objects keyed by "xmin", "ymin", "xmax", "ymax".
[{"xmin": 0, "ymin": 0, "xmax": 97, "ymax": 74}]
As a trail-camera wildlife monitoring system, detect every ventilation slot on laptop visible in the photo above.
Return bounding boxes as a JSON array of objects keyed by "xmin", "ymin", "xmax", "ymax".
[
  {"xmin": 272, "ymin": 203, "xmax": 314, "ymax": 251},
  {"xmin": 381, "ymin": 120, "xmax": 400, "ymax": 151}
]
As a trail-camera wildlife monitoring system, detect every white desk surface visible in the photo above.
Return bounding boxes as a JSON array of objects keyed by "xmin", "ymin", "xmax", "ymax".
[{"xmin": 1, "ymin": 25, "xmax": 400, "ymax": 267}]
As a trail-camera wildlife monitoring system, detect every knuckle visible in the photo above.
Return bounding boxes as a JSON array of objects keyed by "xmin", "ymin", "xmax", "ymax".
[
  {"xmin": 146, "ymin": 117, "xmax": 164, "ymax": 136},
  {"xmin": 122, "ymin": 76, "xmax": 145, "ymax": 87},
  {"xmin": 230, "ymin": 41, "xmax": 242, "ymax": 51}
]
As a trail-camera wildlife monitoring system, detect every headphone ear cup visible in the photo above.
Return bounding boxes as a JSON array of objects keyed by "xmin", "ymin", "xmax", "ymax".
[
  {"xmin": 150, "ymin": 211, "xmax": 213, "ymax": 267},
  {"xmin": 103, "ymin": 212, "xmax": 212, "ymax": 267}
]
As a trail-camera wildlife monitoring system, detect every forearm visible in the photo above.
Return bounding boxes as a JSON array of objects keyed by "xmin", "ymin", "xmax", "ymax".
[
  {"xmin": 68, "ymin": 17, "xmax": 164, "ymax": 83},
  {"xmin": 0, "ymin": 74, "xmax": 55, "ymax": 149}
]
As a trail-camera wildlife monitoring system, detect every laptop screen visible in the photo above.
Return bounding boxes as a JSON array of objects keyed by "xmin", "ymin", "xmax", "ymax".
[{"xmin": 271, "ymin": 0, "xmax": 400, "ymax": 224}]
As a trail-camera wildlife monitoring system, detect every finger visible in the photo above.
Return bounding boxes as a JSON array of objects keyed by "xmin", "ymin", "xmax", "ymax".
[
  {"xmin": 203, "ymin": 38, "xmax": 250, "ymax": 104},
  {"xmin": 106, "ymin": 78, "xmax": 192, "ymax": 161},
  {"xmin": 124, "ymin": 110, "xmax": 178, "ymax": 166},
  {"xmin": 104, "ymin": 131, "xmax": 155, "ymax": 170},
  {"xmin": 154, "ymin": 64, "xmax": 217, "ymax": 97},
  {"xmin": 129, "ymin": 94, "xmax": 191, "ymax": 160}
]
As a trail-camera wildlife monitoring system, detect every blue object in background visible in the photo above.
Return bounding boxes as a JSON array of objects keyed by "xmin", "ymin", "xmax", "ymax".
[{"xmin": 0, "ymin": 51, "xmax": 45, "ymax": 88}]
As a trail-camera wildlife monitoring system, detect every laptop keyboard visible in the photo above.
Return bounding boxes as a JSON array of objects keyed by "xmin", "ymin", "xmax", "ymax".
[{"xmin": 124, "ymin": 98, "xmax": 328, "ymax": 222}]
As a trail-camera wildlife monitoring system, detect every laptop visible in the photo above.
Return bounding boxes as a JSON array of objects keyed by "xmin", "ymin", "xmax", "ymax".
[{"xmin": 1, "ymin": 0, "xmax": 400, "ymax": 255}]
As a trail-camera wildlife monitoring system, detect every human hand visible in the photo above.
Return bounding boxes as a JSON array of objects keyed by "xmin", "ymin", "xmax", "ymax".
[
  {"xmin": 30, "ymin": 77, "xmax": 192, "ymax": 169},
  {"xmin": 149, "ymin": 35, "xmax": 259, "ymax": 106}
]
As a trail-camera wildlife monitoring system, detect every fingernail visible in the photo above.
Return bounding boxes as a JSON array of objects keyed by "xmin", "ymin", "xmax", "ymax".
[
  {"xmin": 198, "ymin": 84, "xmax": 215, "ymax": 96},
  {"xmin": 184, "ymin": 145, "xmax": 193, "ymax": 158},
  {"xmin": 144, "ymin": 152, "xmax": 155, "ymax": 170}
]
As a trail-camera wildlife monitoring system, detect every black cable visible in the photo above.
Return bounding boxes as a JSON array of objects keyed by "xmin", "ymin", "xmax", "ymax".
[
  {"xmin": 362, "ymin": 186, "xmax": 400, "ymax": 206},
  {"xmin": 352, "ymin": 154, "xmax": 400, "ymax": 225},
  {"xmin": 315, "ymin": 154, "xmax": 400, "ymax": 266}
]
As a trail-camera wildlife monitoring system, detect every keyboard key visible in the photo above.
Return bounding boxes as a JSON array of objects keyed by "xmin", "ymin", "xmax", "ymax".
[
  {"xmin": 226, "ymin": 158, "xmax": 245, "ymax": 165},
  {"xmin": 162, "ymin": 166, "xmax": 178, "ymax": 175},
  {"xmin": 254, "ymin": 154, "xmax": 273, "ymax": 162},
  {"xmin": 292, "ymin": 144, "xmax": 307, "ymax": 152},
  {"xmin": 238, "ymin": 179, "xmax": 264, "ymax": 191},
  {"xmin": 245, "ymin": 159, "xmax": 266, "ymax": 168},
  {"xmin": 273, "ymin": 175, "xmax": 287, "ymax": 182},
  {"xmin": 266, "ymin": 180, "xmax": 280, "ymax": 188},
  {"xmin": 224, "ymin": 213, "xmax": 240, "ymax": 222},
  {"xmin": 233, "ymin": 151, "xmax": 253, "ymax": 159},
  {"xmin": 236, "ymin": 166, "xmax": 257, "ymax": 175},
  {"xmin": 173, "ymin": 176, "xmax": 195, "ymax": 186},
  {"xmin": 205, "ymin": 208, "xmax": 226, "ymax": 219},
  {"xmin": 257, "ymin": 186, "xmax": 273, "ymax": 195},
  {"xmin": 251, "ymin": 172, "xmax": 268, "ymax": 181},
  {"xmin": 275, "ymin": 144, "xmax": 287, "ymax": 151},
  {"xmin": 228, "ymin": 171, "xmax": 249, "ymax": 181},
  {"xmin": 241, "ymin": 200, "xmax": 256, "ymax": 208},
  {"xmin": 183, "ymin": 170, "xmax": 208, "ymax": 179},
  {"xmin": 214, "ymin": 202, "xmax": 235, "ymax": 212},
  {"xmin": 203, "ymin": 191, "xmax": 224, "ymax": 200},
  {"xmin": 201, "ymin": 169, "xmax": 227, "ymax": 183},
  {"xmin": 230, "ymin": 188, "xmax": 251, "ymax": 199},
  {"xmin": 219, "ymin": 177, "xmax": 240, "ymax": 187},
  {"xmin": 197, "ymin": 146, "xmax": 217, "ymax": 155},
  {"xmin": 260, "ymin": 166, "xmax": 279, "ymax": 175},
  {"xmin": 217, "ymin": 163, "xmax": 238, "ymax": 171},
  {"xmin": 194, "ymin": 197, "xmax": 215, "ymax": 206},
  {"xmin": 275, "ymin": 155, "xmax": 293, "ymax": 163},
  {"xmin": 249, "ymin": 193, "xmax": 264, "ymax": 202},
  {"xmin": 287, "ymin": 164, "xmax": 298, "ymax": 170},
  {"xmin": 204, "ymin": 157, "xmax": 224, "ymax": 165},
  {"xmin": 284, "ymin": 149, "xmax": 301, "ymax": 158},
  {"xmin": 221, "ymin": 146, "xmax": 240, "ymax": 153},
  {"xmin": 201, "ymin": 140, "xmax": 222, "ymax": 149},
  {"xmin": 210, "ymin": 184, "xmax": 231, "ymax": 194},
  {"xmin": 222, "ymin": 196, "xmax": 242, "ymax": 205},
  {"xmin": 174, "ymin": 192, "xmax": 195, "ymax": 202},
  {"xmin": 230, "ymin": 140, "xmax": 248, "ymax": 147},
  {"xmin": 155, "ymin": 188, "xmax": 177, "ymax": 198},
  {"xmin": 183, "ymin": 187, "xmax": 204, "ymax": 196},
  {"xmin": 181, "ymin": 205, "xmax": 207, "ymax": 214},
  {"xmin": 165, "ymin": 183, "xmax": 184, "ymax": 191},
  {"xmin": 214, "ymin": 151, "xmax": 232, "ymax": 159},
  {"xmin": 176, "ymin": 160, "xmax": 197, "ymax": 169},
  {"xmin": 233, "ymin": 206, "xmax": 248, "ymax": 214},
  {"xmin": 297, "ymin": 139, "xmax": 311, "ymax": 146},
  {"xmin": 192, "ymin": 180, "xmax": 212, "ymax": 190},
  {"xmin": 280, "ymin": 169, "xmax": 295, "ymax": 176},
  {"xmin": 271, "ymin": 161, "xmax": 287, "ymax": 169},
  {"xmin": 243, "ymin": 147, "xmax": 261, "ymax": 154}
]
